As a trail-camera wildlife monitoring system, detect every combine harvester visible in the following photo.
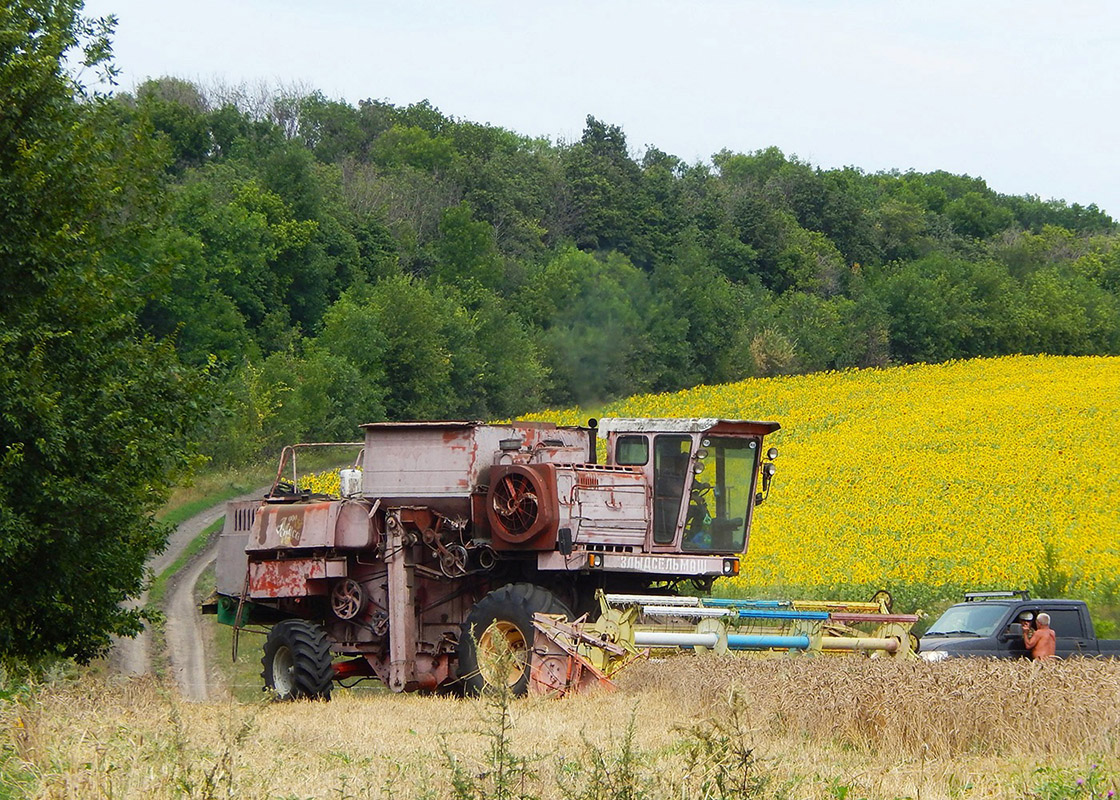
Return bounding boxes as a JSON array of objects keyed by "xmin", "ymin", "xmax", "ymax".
[{"xmin": 207, "ymin": 416, "xmax": 919, "ymax": 700}]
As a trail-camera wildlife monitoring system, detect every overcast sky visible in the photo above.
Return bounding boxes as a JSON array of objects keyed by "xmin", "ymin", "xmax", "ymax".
[{"xmin": 84, "ymin": 1, "xmax": 1120, "ymax": 219}]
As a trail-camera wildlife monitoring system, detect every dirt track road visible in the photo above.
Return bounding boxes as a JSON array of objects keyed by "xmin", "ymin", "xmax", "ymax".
[
  {"xmin": 109, "ymin": 490, "xmax": 264, "ymax": 700},
  {"xmin": 164, "ymin": 538, "xmax": 222, "ymax": 701}
]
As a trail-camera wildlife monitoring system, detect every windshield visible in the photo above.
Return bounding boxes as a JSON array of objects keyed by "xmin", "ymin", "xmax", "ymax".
[
  {"xmin": 682, "ymin": 436, "xmax": 758, "ymax": 553},
  {"xmin": 925, "ymin": 603, "xmax": 1010, "ymax": 637}
]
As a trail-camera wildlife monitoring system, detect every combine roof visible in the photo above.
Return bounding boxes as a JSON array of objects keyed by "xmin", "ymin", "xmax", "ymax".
[
  {"xmin": 357, "ymin": 418, "xmax": 781, "ymax": 435},
  {"xmin": 596, "ymin": 418, "xmax": 780, "ymax": 435},
  {"xmin": 359, "ymin": 420, "xmax": 579, "ymax": 430}
]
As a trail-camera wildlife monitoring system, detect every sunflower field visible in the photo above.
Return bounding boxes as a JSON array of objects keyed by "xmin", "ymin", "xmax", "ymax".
[{"xmin": 525, "ymin": 355, "xmax": 1120, "ymax": 608}]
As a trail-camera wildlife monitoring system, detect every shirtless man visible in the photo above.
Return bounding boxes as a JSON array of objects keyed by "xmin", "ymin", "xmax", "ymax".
[{"xmin": 1022, "ymin": 612, "xmax": 1057, "ymax": 660}]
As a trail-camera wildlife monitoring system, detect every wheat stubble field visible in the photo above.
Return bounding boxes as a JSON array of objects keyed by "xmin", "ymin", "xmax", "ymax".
[{"xmin": 3, "ymin": 655, "xmax": 1120, "ymax": 799}]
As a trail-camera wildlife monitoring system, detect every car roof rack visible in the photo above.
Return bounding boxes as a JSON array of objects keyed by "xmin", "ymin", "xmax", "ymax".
[{"xmin": 964, "ymin": 590, "xmax": 1031, "ymax": 602}]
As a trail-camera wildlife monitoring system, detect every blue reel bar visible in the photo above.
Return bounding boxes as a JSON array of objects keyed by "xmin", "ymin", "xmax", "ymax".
[{"xmin": 727, "ymin": 633, "xmax": 812, "ymax": 650}]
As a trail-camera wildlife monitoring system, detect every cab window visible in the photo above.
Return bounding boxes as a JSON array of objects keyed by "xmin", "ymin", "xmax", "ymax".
[
  {"xmin": 616, "ymin": 435, "xmax": 649, "ymax": 466},
  {"xmin": 682, "ymin": 436, "xmax": 757, "ymax": 553}
]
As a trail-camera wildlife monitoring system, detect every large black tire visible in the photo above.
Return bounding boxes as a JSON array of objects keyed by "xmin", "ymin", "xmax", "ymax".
[
  {"xmin": 457, "ymin": 583, "xmax": 571, "ymax": 696},
  {"xmin": 261, "ymin": 619, "xmax": 334, "ymax": 701}
]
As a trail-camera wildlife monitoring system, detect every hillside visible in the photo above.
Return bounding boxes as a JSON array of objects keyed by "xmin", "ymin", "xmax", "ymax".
[
  {"xmin": 114, "ymin": 81, "xmax": 1120, "ymax": 470},
  {"xmin": 526, "ymin": 354, "xmax": 1120, "ymax": 607}
]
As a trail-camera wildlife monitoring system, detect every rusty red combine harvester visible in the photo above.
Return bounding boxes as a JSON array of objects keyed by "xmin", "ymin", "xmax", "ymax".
[{"xmin": 208, "ymin": 418, "xmax": 781, "ymax": 698}]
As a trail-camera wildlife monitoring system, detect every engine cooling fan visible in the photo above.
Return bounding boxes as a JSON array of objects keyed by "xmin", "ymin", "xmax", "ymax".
[
  {"xmin": 491, "ymin": 472, "xmax": 540, "ymax": 537},
  {"xmin": 486, "ymin": 464, "xmax": 558, "ymax": 546}
]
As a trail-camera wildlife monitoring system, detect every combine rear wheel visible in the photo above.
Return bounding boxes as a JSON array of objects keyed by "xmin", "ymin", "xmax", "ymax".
[
  {"xmin": 457, "ymin": 583, "xmax": 571, "ymax": 696},
  {"xmin": 262, "ymin": 619, "xmax": 334, "ymax": 701}
]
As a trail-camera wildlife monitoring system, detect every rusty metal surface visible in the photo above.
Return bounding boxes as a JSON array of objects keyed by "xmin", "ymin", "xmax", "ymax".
[
  {"xmin": 335, "ymin": 500, "xmax": 377, "ymax": 548},
  {"xmin": 529, "ymin": 615, "xmax": 619, "ymax": 697},
  {"xmin": 557, "ymin": 466, "xmax": 649, "ymax": 548},
  {"xmin": 249, "ymin": 501, "xmax": 335, "ymax": 550},
  {"xmin": 487, "ymin": 464, "xmax": 560, "ymax": 549},
  {"xmin": 248, "ymin": 557, "xmax": 344, "ymax": 598},
  {"xmin": 247, "ymin": 499, "xmax": 374, "ymax": 552},
  {"xmin": 385, "ymin": 511, "xmax": 417, "ymax": 693},
  {"xmin": 361, "ymin": 422, "xmax": 591, "ymax": 505}
]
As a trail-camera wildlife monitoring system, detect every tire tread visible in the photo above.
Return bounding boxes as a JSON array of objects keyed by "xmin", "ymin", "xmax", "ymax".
[{"xmin": 261, "ymin": 619, "xmax": 334, "ymax": 700}]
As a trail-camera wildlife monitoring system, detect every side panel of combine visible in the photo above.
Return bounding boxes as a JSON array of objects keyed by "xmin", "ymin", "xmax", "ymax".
[
  {"xmin": 215, "ymin": 500, "xmax": 259, "ymax": 597},
  {"xmin": 561, "ymin": 466, "xmax": 650, "ymax": 547},
  {"xmin": 247, "ymin": 501, "xmax": 375, "ymax": 552}
]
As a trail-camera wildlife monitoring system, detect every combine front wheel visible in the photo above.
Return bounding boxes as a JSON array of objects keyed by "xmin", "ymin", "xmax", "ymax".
[
  {"xmin": 457, "ymin": 583, "xmax": 571, "ymax": 696},
  {"xmin": 261, "ymin": 619, "xmax": 334, "ymax": 701}
]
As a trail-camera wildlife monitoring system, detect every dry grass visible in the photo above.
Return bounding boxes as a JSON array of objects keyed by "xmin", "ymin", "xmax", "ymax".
[
  {"xmin": 623, "ymin": 654, "xmax": 1120, "ymax": 758},
  {"xmin": 4, "ymin": 656, "xmax": 1120, "ymax": 799}
]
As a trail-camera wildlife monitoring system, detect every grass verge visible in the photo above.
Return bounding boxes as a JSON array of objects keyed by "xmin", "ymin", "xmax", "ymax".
[
  {"xmin": 196, "ymin": 566, "xmax": 270, "ymax": 703},
  {"xmin": 149, "ymin": 518, "xmax": 224, "ymax": 609},
  {"xmin": 159, "ymin": 463, "xmax": 275, "ymax": 526}
]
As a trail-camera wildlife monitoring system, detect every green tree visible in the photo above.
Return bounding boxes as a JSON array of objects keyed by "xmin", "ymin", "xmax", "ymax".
[
  {"xmin": 458, "ymin": 290, "xmax": 548, "ymax": 417},
  {"xmin": 1016, "ymin": 269, "xmax": 1120, "ymax": 354},
  {"xmin": 561, "ymin": 117, "xmax": 659, "ymax": 267},
  {"xmin": 647, "ymin": 233, "xmax": 759, "ymax": 387},
  {"xmin": 866, "ymin": 256, "xmax": 985, "ymax": 363},
  {"xmin": 315, "ymin": 279, "xmax": 454, "ymax": 419},
  {"xmin": 133, "ymin": 77, "xmax": 212, "ymax": 172},
  {"xmin": 258, "ymin": 346, "xmax": 379, "ymax": 444},
  {"xmin": 519, "ymin": 248, "xmax": 651, "ymax": 404},
  {"xmin": 296, "ymin": 91, "xmax": 367, "ymax": 163},
  {"xmin": 371, "ymin": 123, "xmax": 457, "ymax": 172},
  {"xmin": 432, "ymin": 201, "xmax": 503, "ymax": 289},
  {"xmin": 0, "ymin": 0, "xmax": 203, "ymax": 661},
  {"xmin": 160, "ymin": 171, "xmax": 319, "ymax": 355},
  {"xmin": 944, "ymin": 191, "xmax": 1015, "ymax": 239}
]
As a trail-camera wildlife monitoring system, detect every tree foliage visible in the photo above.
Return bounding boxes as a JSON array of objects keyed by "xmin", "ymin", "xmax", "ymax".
[
  {"xmin": 96, "ymin": 77, "xmax": 1120, "ymax": 465},
  {"xmin": 0, "ymin": 0, "xmax": 203, "ymax": 660}
]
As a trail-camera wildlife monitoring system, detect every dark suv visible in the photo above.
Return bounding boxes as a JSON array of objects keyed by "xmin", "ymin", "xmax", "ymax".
[{"xmin": 919, "ymin": 591, "xmax": 1120, "ymax": 661}]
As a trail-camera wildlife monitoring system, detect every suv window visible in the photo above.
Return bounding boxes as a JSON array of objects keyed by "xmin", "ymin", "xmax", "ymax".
[
  {"xmin": 1044, "ymin": 607, "xmax": 1084, "ymax": 639},
  {"xmin": 925, "ymin": 603, "xmax": 1009, "ymax": 637}
]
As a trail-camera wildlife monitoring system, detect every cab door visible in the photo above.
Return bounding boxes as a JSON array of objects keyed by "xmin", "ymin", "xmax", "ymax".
[
  {"xmin": 652, "ymin": 434, "xmax": 692, "ymax": 549},
  {"xmin": 997, "ymin": 608, "xmax": 1030, "ymax": 658}
]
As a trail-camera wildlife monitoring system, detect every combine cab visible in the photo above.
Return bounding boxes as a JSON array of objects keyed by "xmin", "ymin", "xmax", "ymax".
[{"xmin": 208, "ymin": 417, "xmax": 780, "ymax": 697}]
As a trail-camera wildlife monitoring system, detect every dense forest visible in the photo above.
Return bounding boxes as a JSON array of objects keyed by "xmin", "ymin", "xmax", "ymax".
[
  {"xmin": 3, "ymin": 1, "xmax": 1120, "ymax": 660},
  {"xmin": 117, "ymin": 81, "xmax": 1120, "ymax": 465}
]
